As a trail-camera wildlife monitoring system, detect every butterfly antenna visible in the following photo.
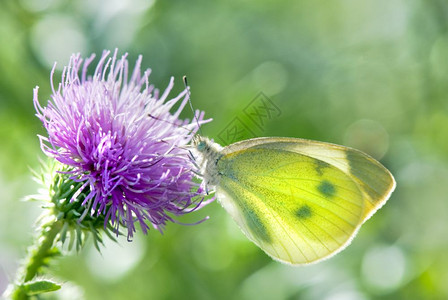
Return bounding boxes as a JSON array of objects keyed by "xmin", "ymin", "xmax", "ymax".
[
  {"xmin": 148, "ymin": 113, "xmax": 193, "ymax": 135},
  {"xmin": 183, "ymin": 76, "xmax": 203, "ymax": 136}
]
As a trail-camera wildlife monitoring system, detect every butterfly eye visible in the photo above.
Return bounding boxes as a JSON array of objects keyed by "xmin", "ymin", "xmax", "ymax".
[{"xmin": 197, "ymin": 141, "xmax": 207, "ymax": 152}]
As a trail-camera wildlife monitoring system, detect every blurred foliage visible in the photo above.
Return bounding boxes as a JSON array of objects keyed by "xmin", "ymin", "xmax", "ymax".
[{"xmin": 1, "ymin": 0, "xmax": 448, "ymax": 299}]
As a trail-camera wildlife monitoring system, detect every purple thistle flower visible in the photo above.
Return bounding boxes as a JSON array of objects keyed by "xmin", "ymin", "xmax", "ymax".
[{"xmin": 34, "ymin": 50, "xmax": 211, "ymax": 239}]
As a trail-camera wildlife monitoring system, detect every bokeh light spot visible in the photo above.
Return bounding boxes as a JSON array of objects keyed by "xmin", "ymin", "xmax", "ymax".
[
  {"xmin": 344, "ymin": 119, "xmax": 389, "ymax": 160},
  {"xmin": 324, "ymin": 289, "xmax": 368, "ymax": 300},
  {"xmin": 31, "ymin": 15, "xmax": 88, "ymax": 69},
  {"xmin": 362, "ymin": 245, "xmax": 407, "ymax": 293}
]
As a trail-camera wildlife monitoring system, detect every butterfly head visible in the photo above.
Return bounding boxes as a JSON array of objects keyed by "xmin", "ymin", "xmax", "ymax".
[
  {"xmin": 193, "ymin": 136, "xmax": 208, "ymax": 153},
  {"xmin": 192, "ymin": 135, "xmax": 222, "ymax": 154}
]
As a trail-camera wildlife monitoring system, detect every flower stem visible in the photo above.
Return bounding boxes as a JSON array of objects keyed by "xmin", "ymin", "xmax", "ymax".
[
  {"xmin": 10, "ymin": 218, "xmax": 63, "ymax": 300},
  {"xmin": 24, "ymin": 219, "xmax": 63, "ymax": 281}
]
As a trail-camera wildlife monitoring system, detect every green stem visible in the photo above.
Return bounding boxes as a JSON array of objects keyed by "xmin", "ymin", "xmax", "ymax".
[
  {"xmin": 10, "ymin": 218, "xmax": 63, "ymax": 300},
  {"xmin": 24, "ymin": 219, "xmax": 63, "ymax": 281}
]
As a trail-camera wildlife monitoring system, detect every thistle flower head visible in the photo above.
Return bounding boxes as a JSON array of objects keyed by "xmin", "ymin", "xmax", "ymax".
[{"xmin": 34, "ymin": 50, "xmax": 210, "ymax": 239}]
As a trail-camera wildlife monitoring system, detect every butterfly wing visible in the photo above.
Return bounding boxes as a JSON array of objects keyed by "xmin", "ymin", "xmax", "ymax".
[{"xmin": 215, "ymin": 137, "xmax": 395, "ymax": 265}]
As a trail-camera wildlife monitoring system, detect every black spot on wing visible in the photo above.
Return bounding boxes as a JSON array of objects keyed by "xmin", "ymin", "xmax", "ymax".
[
  {"xmin": 296, "ymin": 205, "xmax": 312, "ymax": 219},
  {"xmin": 317, "ymin": 180, "xmax": 336, "ymax": 198}
]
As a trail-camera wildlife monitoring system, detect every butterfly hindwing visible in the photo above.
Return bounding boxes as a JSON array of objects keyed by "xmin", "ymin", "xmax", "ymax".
[{"xmin": 215, "ymin": 137, "xmax": 395, "ymax": 265}]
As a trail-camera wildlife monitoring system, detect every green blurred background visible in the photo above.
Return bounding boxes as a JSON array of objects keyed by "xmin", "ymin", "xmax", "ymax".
[{"xmin": 1, "ymin": 0, "xmax": 448, "ymax": 299}]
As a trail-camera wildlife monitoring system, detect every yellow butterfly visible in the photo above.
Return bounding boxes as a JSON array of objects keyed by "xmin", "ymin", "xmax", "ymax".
[{"xmin": 193, "ymin": 136, "xmax": 395, "ymax": 265}]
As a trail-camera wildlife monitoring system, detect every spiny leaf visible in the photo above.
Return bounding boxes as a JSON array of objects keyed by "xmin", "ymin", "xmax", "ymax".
[{"xmin": 23, "ymin": 279, "xmax": 61, "ymax": 295}]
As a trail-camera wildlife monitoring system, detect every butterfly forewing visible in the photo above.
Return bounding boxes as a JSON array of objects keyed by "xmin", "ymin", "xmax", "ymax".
[
  {"xmin": 221, "ymin": 138, "xmax": 395, "ymax": 223},
  {"xmin": 215, "ymin": 137, "xmax": 395, "ymax": 265}
]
